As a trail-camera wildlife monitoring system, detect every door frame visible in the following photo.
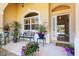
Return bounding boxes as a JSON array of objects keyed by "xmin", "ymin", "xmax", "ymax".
[{"xmin": 51, "ymin": 13, "xmax": 71, "ymax": 43}]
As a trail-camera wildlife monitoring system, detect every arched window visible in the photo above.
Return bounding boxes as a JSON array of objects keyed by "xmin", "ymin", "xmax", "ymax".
[{"xmin": 24, "ymin": 12, "xmax": 39, "ymax": 31}]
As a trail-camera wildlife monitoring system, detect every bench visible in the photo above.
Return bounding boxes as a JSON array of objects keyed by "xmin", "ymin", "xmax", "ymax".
[{"xmin": 19, "ymin": 31, "xmax": 35, "ymax": 42}]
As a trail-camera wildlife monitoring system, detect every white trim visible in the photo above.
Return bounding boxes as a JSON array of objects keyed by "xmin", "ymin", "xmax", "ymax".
[
  {"xmin": 51, "ymin": 13, "xmax": 71, "ymax": 43},
  {"xmin": 51, "ymin": 16, "xmax": 57, "ymax": 41}
]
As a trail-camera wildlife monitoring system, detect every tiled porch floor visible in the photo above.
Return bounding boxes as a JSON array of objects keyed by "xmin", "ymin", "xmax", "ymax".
[
  {"xmin": 0, "ymin": 48, "xmax": 17, "ymax": 56},
  {"xmin": 2, "ymin": 40, "xmax": 68, "ymax": 56}
]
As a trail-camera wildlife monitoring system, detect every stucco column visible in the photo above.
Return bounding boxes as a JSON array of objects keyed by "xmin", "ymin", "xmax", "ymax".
[
  {"xmin": 75, "ymin": 4, "xmax": 79, "ymax": 56},
  {"xmin": 0, "ymin": 10, "xmax": 3, "ymax": 33}
]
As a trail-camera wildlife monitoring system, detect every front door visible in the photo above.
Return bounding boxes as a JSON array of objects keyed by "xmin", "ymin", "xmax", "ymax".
[{"xmin": 51, "ymin": 14, "xmax": 70, "ymax": 42}]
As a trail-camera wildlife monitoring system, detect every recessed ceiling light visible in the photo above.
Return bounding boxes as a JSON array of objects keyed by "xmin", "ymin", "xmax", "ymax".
[{"xmin": 59, "ymin": 16, "xmax": 61, "ymax": 19}]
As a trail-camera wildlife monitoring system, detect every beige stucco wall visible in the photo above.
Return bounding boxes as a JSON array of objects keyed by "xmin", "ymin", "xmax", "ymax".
[
  {"xmin": 3, "ymin": 3, "xmax": 17, "ymax": 25},
  {"xmin": 17, "ymin": 3, "xmax": 49, "ymax": 22},
  {"xmin": 17, "ymin": 3, "xmax": 49, "ymax": 30}
]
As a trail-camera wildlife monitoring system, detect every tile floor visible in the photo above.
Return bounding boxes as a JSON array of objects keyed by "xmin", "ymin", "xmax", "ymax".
[
  {"xmin": 0, "ymin": 48, "xmax": 17, "ymax": 56},
  {"xmin": 1, "ymin": 40, "xmax": 68, "ymax": 56}
]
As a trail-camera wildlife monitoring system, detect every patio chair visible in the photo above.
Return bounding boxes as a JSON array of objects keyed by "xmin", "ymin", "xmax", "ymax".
[{"xmin": 19, "ymin": 31, "xmax": 35, "ymax": 42}]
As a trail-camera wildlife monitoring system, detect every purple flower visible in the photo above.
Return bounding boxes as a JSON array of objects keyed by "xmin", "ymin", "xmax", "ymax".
[
  {"xmin": 21, "ymin": 50, "xmax": 24, "ymax": 56},
  {"xmin": 65, "ymin": 48, "xmax": 71, "ymax": 52},
  {"xmin": 21, "ymin": 46, "xmax": 26, "ymax": 56}
]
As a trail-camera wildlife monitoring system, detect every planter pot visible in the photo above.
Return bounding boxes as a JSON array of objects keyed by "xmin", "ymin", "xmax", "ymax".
[
  {"xmin": 65, "ymin": 48, "xmax": 71, "ymax": 55},
  {"xmin": 70, "ymin": 48, "xmax": 74, "ymax": 55},
  {"xmin": 13, "ymin": 38, "xmax": 18, "ymax": 43},
  {"xmin": 65, "ymin": 48, "xmax": 74, "ymax": 56},
  {"xmin": 38, "ymin": 32, "xmax": 45, "ymax": 39}
]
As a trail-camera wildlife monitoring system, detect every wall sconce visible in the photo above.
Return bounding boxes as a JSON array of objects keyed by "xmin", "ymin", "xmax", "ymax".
[
  {"xmin": 59, "ymin": 16, "xmax": 62, "ymax": 20},
  {"xmin": 21, "ymin": 3, "xmax": 24, "ymax": 8}
]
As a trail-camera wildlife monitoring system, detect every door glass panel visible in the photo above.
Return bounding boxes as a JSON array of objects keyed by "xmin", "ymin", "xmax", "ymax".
[
  {"xmin": 57, "ymin": 14, "xmax": 69, "ymax": 42},
  {"xmin": 53, "ymin": 17, "xmax": 55, "ymax": 32},
  {"xmin": 57, "ymin": 25, "xmax": 65, "ymax": 34},
  {"xmin": 53, "ymin": 16, "xmax": 57, "ymax": 37}
]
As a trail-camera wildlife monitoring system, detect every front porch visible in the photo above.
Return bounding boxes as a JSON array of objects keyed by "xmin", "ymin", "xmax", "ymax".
[{"xmin": 0, "ymin": 3, "xmax": 75, "ymax": 56}]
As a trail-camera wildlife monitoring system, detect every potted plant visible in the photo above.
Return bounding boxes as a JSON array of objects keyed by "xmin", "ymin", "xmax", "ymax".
[
  {"xmin": 21, "ymin": 42, "xmax": 39, "ymax": 56},
  {"xmin": 12, "ymin": 21, "xmax": 21, "ymax": 43},
  {"xmin": 38, "ymin": 24, "xmax": 47, "ymax": 39},
  {"xmin": 3, "ymin": 24, "xmax": 10, "ymax": 45},
  {"xmin": 63, "ymin": 44, "xmax": 74, "ymax": 56}
]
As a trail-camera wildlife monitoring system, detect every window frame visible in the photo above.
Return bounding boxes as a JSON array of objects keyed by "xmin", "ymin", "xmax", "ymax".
[{"xmin": 24, "ymin": 15, "xmax": 39, "ymax": 31}]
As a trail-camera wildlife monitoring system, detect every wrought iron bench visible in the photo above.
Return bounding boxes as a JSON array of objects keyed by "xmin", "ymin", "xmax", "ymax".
[{"xmin": 19, "ymin": 31, "xmax": 35, "ymax": 42}]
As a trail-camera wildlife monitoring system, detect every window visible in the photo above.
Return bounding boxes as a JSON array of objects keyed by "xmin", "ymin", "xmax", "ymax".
[{"xmin": 24, "ymin": 12, "xmax": 39, "ymax": 31}]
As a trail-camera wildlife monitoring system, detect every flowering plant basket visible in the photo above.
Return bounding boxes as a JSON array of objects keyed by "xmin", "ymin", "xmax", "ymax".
[
  {"xmin": 21, "ymin": 42, "xmax": 39, "ymax": 56},
  {"xmin": 63, "ymin": 44, "xmax": 74, "ymax": 56}
]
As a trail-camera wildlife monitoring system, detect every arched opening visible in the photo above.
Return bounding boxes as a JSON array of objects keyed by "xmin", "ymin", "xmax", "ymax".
[
  {"xmin": 52, "ymin": 5, "xmax": 70, "ymax": 12},
  {"xmin": 24, "ymin": 12, "xmax": 38, "ymax": 18},
  {"xmin": 24, "ymin": 12, "xmax": 39, "ymax": 31}
]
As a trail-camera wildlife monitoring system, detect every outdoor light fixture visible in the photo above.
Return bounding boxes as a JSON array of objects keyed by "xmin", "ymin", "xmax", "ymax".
[
  {"xmin": 21, "ymin": 3, "xmax": 24, "ymax": 8},
  {"xmin": 59, "ymin": 16, "xmax": 62, "ymax": 19}
]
